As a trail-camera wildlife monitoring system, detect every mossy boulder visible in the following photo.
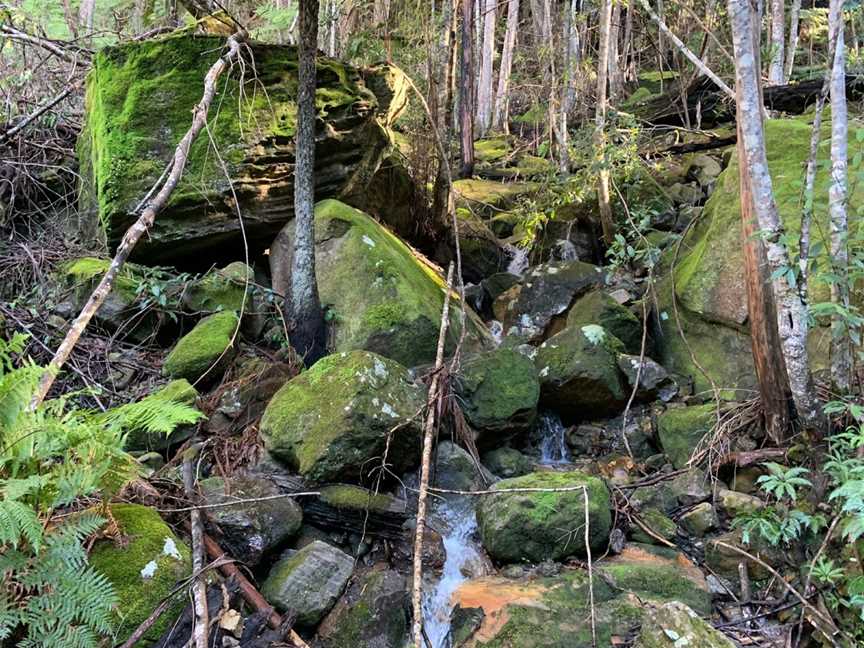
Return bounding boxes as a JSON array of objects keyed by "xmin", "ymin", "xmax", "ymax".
[
  {"xmin": 482, "ymin": 447, "xmax": 534, "ymax": 478},
  {"xmin": 79, "ymin": 33, "xmax": 391, "ymax": 262},
  {"xmin": 566, "ymin": 290, "xmax": 642, "ymax": 354},
  {"xmin": 182, "ymin": 261, "xmax": 253, "ymax": 313},
  {"xmin": 200, "ymin": 475, "xmax": 302, "ymax": 566},
  {"xmin": 658, "ymin": 115, "xmax": 864, "ymax": 393},
  {"xmin": 455, "ymin": 348, "xmax": 540, "ymax": 445},
  {"xmin": 656, "ymin": 404, "xmax": 716, "ymax": 469},
  {"xmin": 435, "ymin": 441, "xmax": 494, "ymax": 491},
  {"xmin": 260, "ymin": 350, "xmax": 426, "ymax": 483},
  {"xmin": 90, "ymin": 504, "xmax": 191, "ymax": 643},
  {"xmin": 634, "ymin": 601, "xmax": 736, "ymax": 648},
  {"xmin": 261, "ymin": 540, "xmax": 354, "ymax": 627},
  {"xmin": 477, "ymin": 471, "xmax": 612, "ymax": 563},
  {"xmin": 317, "ymin": 565, "xmax": 410, "ymax": 648},
  {"xmin": 534, "ymin": 325, "xmax": 627, "ymax": 420},
  {"xmin": 453, "ymin": 178, "xmax": 539, "ymax": 218},
  {"xmin": 162, "ymin": 310, "xmax": 239, "ymax": 382},
  {"xmin": 630, "ymin": 507, "xmax": 677, "ymax": 545},
  {"xmin": 318, "ymin": 484, "xmax": 403, "ymax": 514},
  {"xmin": 270, "ymin": 200, "xmax": 489, "ymax": 368}
]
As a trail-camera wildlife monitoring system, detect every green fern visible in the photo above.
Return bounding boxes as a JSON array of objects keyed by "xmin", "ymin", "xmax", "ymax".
[{"xmin": 101, "ymin": 384, "xmax": 204, "ymax": 439}]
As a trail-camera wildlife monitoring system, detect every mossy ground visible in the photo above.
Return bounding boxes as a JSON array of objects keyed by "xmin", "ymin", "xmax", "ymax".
[{"xmin": 89, "ymin": 504, "xmax": 190, "ymax": 643}]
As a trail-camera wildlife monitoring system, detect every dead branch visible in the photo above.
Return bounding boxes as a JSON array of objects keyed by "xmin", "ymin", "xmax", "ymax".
[
  {"xmin": 28, "ymin": 28, "xmax": 246, "ymax": 410},
  {"xmin": 0, "ymin": 80, "xmax": 81, "ymax": 143},
  {"xmin": 582, "ymin": 486, "xmax": 597, "ymax": 648},
  {"xmin": 182, "ymin": 444, "xmax": 209, "ymax": 648},
  {"xmin": 0, "ymin": 23, "xmax": 91, "ymax": 62}
]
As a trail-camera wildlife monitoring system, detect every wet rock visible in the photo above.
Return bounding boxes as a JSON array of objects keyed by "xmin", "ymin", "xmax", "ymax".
[
  {"xmin": 162, "ymin": 311, "xmax": 239, "ymax": 383},
  {"xmin": 630, "ymin": 507, "xmax": 677, "ymax": 545},
  {"xmin": 90, "ymin": 504, "xmax": 190, "ymax": 642},
  {"xmin": 260, "ymin": 350, "xmax": 426, "ymax": 483},
  {"xmin": 481, "ymin": 272, "xmax": 521, "ymax": 302},
  {"xmin": 678, "ymin": 502, "xmax": 716, "ymax": 537},
  {"xmin": 566, "ymin": 290, "xmax": 642, "ymax": 354},
  {"xmin": 482, "ymin": 447, "xmax": 534, "ymax": 478},
  {"xmin": 534, "ymin": 325, "xmax": 627, "ymax": 420},
  {"xmin": 717, "ymin": 488, "xmax": 765, "ymax": 518},
  {"xmin": 656, "ymin": 403, "xmax": 716, "ymax": 469},
  {"xmin": 317, "ymin": 565, "xmax": 410, "ymax": 648},
  {"xmin": 261, "ymin": 541, "xmax": 354, "ymax": 627},
  {"xmin": 455, "ymin": 348, "xmax": 540, "ymax": 445},
  {"xmin": 270, "ymin": 200, "xmax": 489, "ymax": 368},
  {"xmin": 435, "ymin": 441, "xmax": 494, "ymax": 492},
  {"xmin": 199, "ymin": 475, "xmax": 302, "ymax": 566},
  {"xmin": 477, "ymin": 470, "xmax": 612, "ymax": 563},
  {"xmin": 492, "ymin": 260, "xmax": 605, "ymax": 342},
  {"xmin": 634, "ymin": 601, "xmax": 736, "ymax": 648}
]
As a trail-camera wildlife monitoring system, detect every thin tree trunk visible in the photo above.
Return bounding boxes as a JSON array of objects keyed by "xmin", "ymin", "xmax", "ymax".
[
  {"xmin": 78, "ymin": 0, "xmax": 95, "ymax": 37},
  {"xmin": 476, "ymin": 0, "xmax": 496, "ymax": 136},
  {"xmin": 828, "ymin": 0, "xmax": 852, "ymax": 390},
  {"xmin": 60, "ymin": 0, "xmax": 79, "ymax": 39},
  {"xmin": 728, "ymin": 0, "xmax": 824, "ymax": 432},
  {"xmin": 290, "ymin": 0, "xmax": 326, "ymax": 364},
  {"xmin": 492, "ymin": 0, "xmax": 520, "ymax": 132},
  {"xmin": 183, "ymin": 445, "xmax": 209, "ymax": 648},
  {"xmin": 28, "ymin": 31, "xmax": 245, "ymax": 410},
  {"xmin": 637, "ymin": 0, "xmax": 735, "ymax": 99},
  {"xmin": 563, "ymin": 0, "xmax": 581, "ymax": 116},
  {"xmin": 460, "ymin": 0, "xmax": 476, "ymax": 177},
  {"xmin": 623, "ymin": 0, "xmax": 636, "ymax": 83},
  {"xmin": 433, "ymin": 0, "xmax": 459, "ymax": 225},
  {"xmin": 608, "ymin": 2, "xmax": 622, "ymax": 101},
  {"xmin": 768, "ymin": 0, "xmax": 785, "ymax": 85},
  {"xmin": 595, "ymin": 0, "xmax": 615, "ymax": 245},
  {"xmin": 784, "ymin": 0, "xmax": 802, "ymax": 83}
]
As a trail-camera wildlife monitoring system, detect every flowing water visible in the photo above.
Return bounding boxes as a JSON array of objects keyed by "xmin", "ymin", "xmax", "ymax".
[
  {"xmin": 422, "ymin": 496, "xmax": 488, "ymax": 648},
  {"xmin": 504, "ymin": 243, "xmax": 529, "ymax": 276},
  {"xmin": 554, "ymin": 239, "xmax": 578, "ymax": 261},
  {"xmin": 538, "ymin": 411, "xmax": 572, "ymax": 465}
]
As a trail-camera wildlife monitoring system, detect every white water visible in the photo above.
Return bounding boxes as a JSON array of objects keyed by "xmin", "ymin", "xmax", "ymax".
[
  {"xmin": 538, "ymin": 412, "xmax": 572, "ymax": 465},
  {"xmin": 555, "ymin": 239, "xmax": 578, "ymax": 261},
  {"xmin": 422, "ymin": 496, "xmax": 488, "ymax": 648},
  {"xmin": 504, "ymin": 243, "xmax": 529, "ymax": 276}
]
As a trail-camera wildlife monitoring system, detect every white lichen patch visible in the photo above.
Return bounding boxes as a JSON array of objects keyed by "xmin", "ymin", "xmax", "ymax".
[
  {"xmin": 362, "ymin": 235, "xmax": 377, "ymax": 247},
  {"xmin": 140, "ymin": 560, "xmax": 159, "ymax": 579},
  {"xmin": 381, "ymin": 402, "xmax": 398, "ymax": 418},
  {"xmin": 162, "ymin": 537, "xmax": 183, "ymax": 560}
]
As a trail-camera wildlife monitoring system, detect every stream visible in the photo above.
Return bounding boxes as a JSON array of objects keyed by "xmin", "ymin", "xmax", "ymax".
[{"xmin": 538, "ymin": 411, "xmax": 572, "ymax": 465}]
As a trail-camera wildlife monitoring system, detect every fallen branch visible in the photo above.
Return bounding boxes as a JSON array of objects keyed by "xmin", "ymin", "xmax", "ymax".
[
  {"xmin": 0, "ymin": 23, "xmax": 90, "ymax": 62},
  {"xmin": 716, "ymin": 447, "xmax": 787, "ymax": 468},
  {"xmin": 412, "ymin": 262, "xmax": 455, "ymax": 648},
  {"xmin": 0, "ymin": 80, "xmax": 81, "ymax": 143},
  {"xmin": 28, "ymin": 28, "xmax": 246, "ymax": 410},
  {"xmin": 159, "ymin": 490, "xmax": 320, "ymax": 513},
  {"xmin": 182, "ymin": 445, "xmax": 209, "ymax": 648},
  {"xmin": 583, "ymin": 486, "xmax": 597, "ymax": 648}
]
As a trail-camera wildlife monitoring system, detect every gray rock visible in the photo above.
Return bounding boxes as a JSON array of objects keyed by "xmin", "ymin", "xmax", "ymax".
[
  {"xmin": 634, "ymin": 601, "xmax": 736, "ymax": 648},
  {"xmin": 261, "ymin": 541, "xmax": 354, "ymax": 626},
  {"xmin": 617, "ymin": 354, "xmax": 676, "ymax": 401},
  {"xmin": 717, "ymin": 488, "xmax": 765, "ymax": 518},
  {"xmin": 678, "ymin": 502, "xmax": 716, "ymax": 537},
  {"xmin": 482, "ymin": 447, "xmax": 534, "ymax": 478},
  {"xmin": 629, "ymin": 467, "xmax": 713, "ymax": 514},
  {"xmin": 435, "ymin": 441, "xmax": 494, "ymax": 492}
]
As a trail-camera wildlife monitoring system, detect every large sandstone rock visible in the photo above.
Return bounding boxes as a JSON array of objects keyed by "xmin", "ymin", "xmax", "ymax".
[
  {"xmin": 657, "ymin": 116, "xmax": 863, "ymax": 394},
  {"xmin": 260, "ymin": 350, "xmax": 426, "ymax": 483},
  {"xmin": 270, "ymin": 200, "xmax": 489, "ymax": 368},
  {"xmin": 477, "ymin": 471, "xmax": 611, "ymax": 563},
  {"xmin": 634, "ymin": 601, "xmax": 736, "ymax": 648},
  {"xmin": 78, "ymin": 34, "xmax": 392, "ymax": 262},
  {"xmin": 261, "ymin": 540, "xmax": 354, "ymax": 627}
]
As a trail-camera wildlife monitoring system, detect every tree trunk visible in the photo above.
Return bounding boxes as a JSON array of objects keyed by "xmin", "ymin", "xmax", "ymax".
[
  {"xmin": 728, "ymin": 0, "xmax": 824, "ymax": 432},
  {"xmin": 492, "ymin": 0, "xmax": 520, "ymax": 132},
  {"xmin": 460, "ymin": 0, "xmax": 476, "ymax": 177},
  {"xmin": 595, "ymin": 0, "xmax": 615, "ymax": 244},
  {"xmin": 290, "ymin": 0, "xmax": 326, "ymax": 364},
  {"xmin": 828, "ymin": 0, "xmax": 852, "ymax": 391},
  {"xmin": 433, "ymin": 0, "xmax": 459, "ymax": 225},
  {"xmin": 608, "ymin": 1, "xmax": 622, "ymax": 101},
  {"xmin": 767, "ymin": 0, "xmax": 785, "ymax": 85},
  {"xmin": 476, "ymin": 0, "xmax": 496, "ymax": 136},
  {"xmin": 563, "ymin": 0, "xmax": 581, "ymax": 117},
  {"xmin": 784, "ymin": 0, "xmax": 802, "ymax": 83},
  {"xmin": 78, "ymin": 0, "xmax": 95, "ymax": 35}
]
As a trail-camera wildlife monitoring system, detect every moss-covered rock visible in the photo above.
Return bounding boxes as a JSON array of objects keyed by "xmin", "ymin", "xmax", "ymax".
[
  {"xmin": 630, "ymin": 507, "xmax": 677, "ymax": 545},
  {"xmin": 435, "ymin": 441, "xmax": 494, "ymax": 491},
  {"xmin": 270, "ymin": 200, "xmax": 489, "ymax": 368},
  {"xmin": 317, "ymin": 565, "xmax": 410, "ymax": 648},
  {"xmin": 79, "ymin": 33, "xmax": 390, "ymax": 262},
  {"xmin": 319, "ymin": 484, "xmax": 402, "ymax": 514},
  {"xmin": 534, "ymin": 325, "xmax": 627, "ymax": 420},
  {"xmin": 656, "ymin": 404, "xmax": 716, "ymax": 469},
  {"xmin": 260, "ymin": 350, "xmax": 426, "ymax": 483},
  {"xmin": 477, "ymin": 471, "xmax": 612, "ymax": 563},
  {"xmin": 634, "ymin": 601, "xmax": 736, "ymax": 648},
  {"xmin": 455, "ymin": 348, "xmax": 539, "ymax": 445},
  {"xmin": 566, "ymin": 290, "xmax": 642, "ymax": 354},
  {"xmin": 162, "ymin": 310, "xmax": 239, "ymax": 382},
  {"xmin": 453, "ymin": 178, "xmax": 539, "ymax": 218},
  {"xmin": 183, "ymin": 261, "xmax": 253, "ymax": 313},
  {"xmin": 90, "ymin": 504, "xmax": 191, "ymax": 643},
  {"xmin": 482, "ymin": 447, "xmax": 534, "ymax": 478}
]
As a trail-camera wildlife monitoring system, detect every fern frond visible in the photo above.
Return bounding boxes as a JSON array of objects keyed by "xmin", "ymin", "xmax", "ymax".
[
  {"xmin": 102, "ymin": 388, "xmax": 203, "ymax": 438},
  {"xmin": 0, "ymin": 499, "xmax": 42, "ymax": 550}
]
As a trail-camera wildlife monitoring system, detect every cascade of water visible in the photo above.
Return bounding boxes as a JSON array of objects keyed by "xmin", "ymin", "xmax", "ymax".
[
  {"xmin": 555, "ymin": 239, "xmax": 578, "ymax": 261},
  {"xmin": 504, "ymin": 243, "xmax": 529, "ymax": 276},
  {"xmin": 421, "ymin": 496, "xmax": 487, "ymax": 648},
  {"xmin": 538, "ymin": 412, "xmax": 572, "ymax": 465}
]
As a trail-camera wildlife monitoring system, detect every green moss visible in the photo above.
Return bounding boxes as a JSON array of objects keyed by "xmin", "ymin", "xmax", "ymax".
[
  {"xmin": 475, "ymin": 137, "xmax": 512, "ymax": 163},
  {"xmin": 113, "ymin": 378, "xmax": 199, "ymax": 451},
  {"xmin": 657, "ymin": 404, "xmax": 716, "ymax": 469},
  {"xmin": 482, "ymin": 447, "xmax": 534, "ymax": 478},
  {"xmin": 319, "ymin": 484, "xmax": 396, "ymax": 513},
  {"xmin": 63, "ymin": 256, "xmax": 140, "ymax": 301},
  {"xmin": 89, "ymin": 504, "xmax": 190, "ymax": 643},
  {"xmin": 630, "ymin": 508, "xmax": 677, "ymax": 544},
  {"xmin": 162, "ymin": 310, "xmax": 238, "ymax": 381},
  {"xmin": 184, "ymin": 261, "xmax": 253, "ymax": 313},
  {"xmin": 453, "ymin": 178, "xmax": 539, "ymax": 213},
  {"xmin": 566, "ymin": 291, "xmax": 642, "ymax": 354}
]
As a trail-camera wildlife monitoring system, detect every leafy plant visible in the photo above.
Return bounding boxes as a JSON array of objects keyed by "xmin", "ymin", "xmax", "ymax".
[{"xmin": 755, "ymin": 462, "xmax": 813, "ymax": 501}]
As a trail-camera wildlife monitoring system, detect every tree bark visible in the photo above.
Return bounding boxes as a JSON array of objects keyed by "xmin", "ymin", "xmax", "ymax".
[
  {"xmin": 290, "ymin": 0, "xmax": 326, "ymax": 364},
  {"xmin": 460, "ymin": 0, "xmax": 476, "ymax": 177},
  {"xmin": 562, "ymin": 0, "xmax": 581, "ymax": 117},
  {"xmin": 433, "ymin": 0, "xmax": 459, "ymax": 226},
  {"xmin": 728, "ymin": 0, "xmax": 824, "ymax": 432},
  {"xmin": 476, "ymin": 0, "xmax": 496, "ymax": 136},
  {"xmin": 28, "ymin": 30, "xmax": 245, "ymax": 410},
  {"xmin": 767, "ymin": 0, "xmax": 785, "ymax": 85},
  {"xmin": 784, "ymin": 0, "xmax": 802, "ymax": 83},
  {"xmin": 595, "ymin": 0, "xmax": 615, "ymax": 244},
  {"xmin": 828, "ymin": 0, "xmax": 852, "ymax": 391},
  {"xmin": 608, "ymin": 1, "xmax": 623, "ymax": 101},
  {"xmin": 492, "ymin": 0, "xmax": 520, "ymax": 132}
]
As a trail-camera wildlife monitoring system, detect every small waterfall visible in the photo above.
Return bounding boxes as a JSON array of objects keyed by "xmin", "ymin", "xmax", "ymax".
[
  {"xmin": 554, "ymin": 239, "xmax": 578, "ymax": 261},
  {"xmin": 422, "ymin": 496, "xmax": 488, "ymax": 648},
  {"xmin": 538, "ymin": 412, "xmax": 572, "ymax": 465},
  {"xmin": 488, "ymin": 320, "xmax": 504, "ymax": 346},
  {"xmin": 504, "ymin": 243, "xmax": 529, "ymax": 276}
]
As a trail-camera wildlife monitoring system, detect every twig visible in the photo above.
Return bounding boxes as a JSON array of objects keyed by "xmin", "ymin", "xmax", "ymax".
[
  {"xmin": 0, "ymin": 24, "xmax": 90, "ymax": 63},
  {"xmin": 27, "ymin": 28, "xmax": 247, "ymax": 410},
  {"xmin": 0, "ymin": 80, "xmax": 81, "ymax": 143},
  {"xmin": 583, "ymin": 486, "xmax": 597, "ymax": 648},
  {"xmin": 412, "ymin": 262, "xmax": 454, "ymax": 648},
  {"xmin": 159, "ymin": 491, "xmax": 320, "ymax": 513},
  {"xmin": 182, "ymin": 444, "xmax": 209, "ymax": 648}
]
